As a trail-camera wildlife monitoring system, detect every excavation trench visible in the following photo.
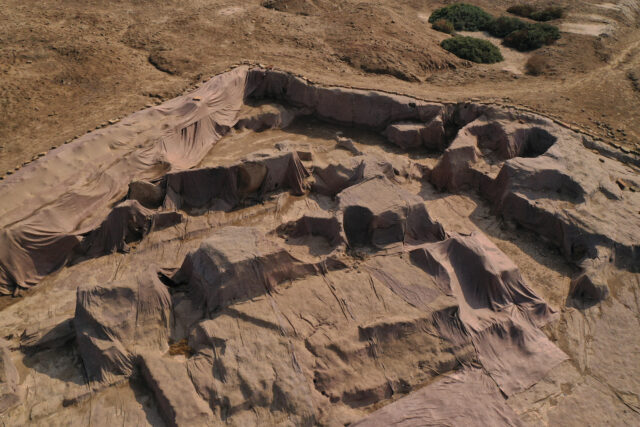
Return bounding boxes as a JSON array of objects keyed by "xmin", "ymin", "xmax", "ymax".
[{"xmin": 0, "ymin": 67, "xmax": 638, "ymax": 426}]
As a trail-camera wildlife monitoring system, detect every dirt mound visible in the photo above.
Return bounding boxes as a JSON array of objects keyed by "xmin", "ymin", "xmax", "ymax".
[{"xmin": 75, "ymin": 267, "xmax": 172, "ymax": 384}]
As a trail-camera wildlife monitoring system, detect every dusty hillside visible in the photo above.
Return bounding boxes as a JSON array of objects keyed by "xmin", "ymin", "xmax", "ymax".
[{"xmin": 1, "ymin": 0, "xmax": 640, "ymax": 175}]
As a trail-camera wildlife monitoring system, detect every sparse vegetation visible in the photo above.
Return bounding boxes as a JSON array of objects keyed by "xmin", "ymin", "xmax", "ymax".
[
  {"xmin": 503, "ymin": 23, "xmax": 560, "ymax": 51},
  {"xmin": 507, "ymin": 4, "xmax": 536, "ymax": 18},
  {"xmin": 531, "ymin": 7, "xmax": 564, "ymax": 21},
  {"xmin": 429, "ymin": 3, "xmax": 494, "ymax": 31},
  {"xmin": 168, "ymin": 338, "xmax": 194, "ymax": 356},
  {"xmin": 487, "ymin": 16, "xmax": 529, "ymax": 38},
  {"xmin": 508, "ymin": 4, "xmax": 565, "ymax": 21},
  {"xmin": 432, "ymin": 18, "xmax": 456, "ymax": 34},
  {"xmin": 525, "ymin": 54, "xmax": 551, "ymax": 75},
  {"xmin": 441, "ymin": 36, "xmax": 504, "ymax": 63},
  {"xmin": 432, "ymin": 4, "xmax": 562, "ymax": 56}
]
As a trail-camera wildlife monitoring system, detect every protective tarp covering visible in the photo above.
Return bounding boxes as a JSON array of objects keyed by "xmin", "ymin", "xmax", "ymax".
[
  {"xmin": 337, "ymin": 176, "xmax": 445, "ymax": 247},
  {"xmin": 410, "ymin": 233, "xmax": 567, "ymax": 395},
  {"xmin": 311, "ymin": 154, "xmax": 396, "ymax": 196},
  {"xmin": 352, "ymin": 369, "xmax": 523, "ymax": 426},
  {"xmin": 79, "ymin": 200, "xmax": 182, "ymax": 257},
  {"xmin": 2, "ymin": 66, "xmax": 638, "ymax": 425},
  {"xmin": 275, "ymin": 214, "xmax": 346, "ymax": 248},
  {"xmin": 430, "ymin": 109, "xmax": 640, "ymax": 268},
  {"xmin": 139, "ymin": 354, "xmax": 215, "ymax": 427},
  {"xmin": 3, "ymin": 67, "xmax": 638, "ymax": 296},
  {"xmin": 0, "ymin": 67, "xmax": 252, "ymax": 294},
  {"xmin": 163, "ymin": 151, "xmax": 309, "ymax": 213},
  {"xmin": 0, "ymin": 339, "xmax": 22, "ymax": 413},
  {"xmin": 74, "ymin": 267, "xmax": 172, "ymax": 384},
  {"xmin": 171, "ymin": 226, "xmax": 338, "ymax": 314}
]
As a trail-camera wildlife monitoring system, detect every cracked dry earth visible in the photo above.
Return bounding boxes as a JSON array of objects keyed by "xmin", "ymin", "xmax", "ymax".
[{"xmin": 0, "ymin": 67, "xmax": 638, "ymax": 426}]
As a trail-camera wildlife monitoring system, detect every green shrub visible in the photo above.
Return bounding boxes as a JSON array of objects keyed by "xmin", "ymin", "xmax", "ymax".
[
  {"xmin": 429, "ymin": 3, "xmax": 494, "ymax": 31},
  {"xmin": 507, "ymin": 4, "xmax": 564, "ymax": 21},
  {"xmin": 507, "ymin": 4, "xmax": 536, "ymax": 18},
  {"xmin": 503, "ymin": 23, "xmax": 560, "ymax": 51},
  {"xmin": 432, "ymin": 18, "xmax": 456, "ymax": 34},
  {"xmin": 530, "ymin": 7, "xmax": 564, "ymax": 21},
  {"xmin": 441, "ymin": 36, "xmax": 504, "ymax": 63},
  {"xmin": 487, "ymin": 16, "xmax": 529, "ymax": 38}
]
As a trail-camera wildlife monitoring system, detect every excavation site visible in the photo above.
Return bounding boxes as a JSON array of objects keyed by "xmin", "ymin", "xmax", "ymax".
[{"xmin": 0, "ymin": 65, "xmax": 638, "ymax": 426}]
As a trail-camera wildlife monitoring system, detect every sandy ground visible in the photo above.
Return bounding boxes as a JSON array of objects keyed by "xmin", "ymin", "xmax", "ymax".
[{"xmin": 1, "ymin": 0, "xmax": 639, "ymax": 176}]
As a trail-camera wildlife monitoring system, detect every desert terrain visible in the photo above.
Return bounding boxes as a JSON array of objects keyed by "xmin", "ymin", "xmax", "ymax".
[
  {"xmin": 2, "ymin": 0, "xmax": 640, "ymax": 175},
  {"xmin": 0, "ymin": 0, "xmax": 639, "ymax": 426}
]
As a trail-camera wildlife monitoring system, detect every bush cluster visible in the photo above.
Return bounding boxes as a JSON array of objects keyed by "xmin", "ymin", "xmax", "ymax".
[
  {"xmin": 503, "ymin": 23, "xmax": 560, "ymax": 51},
  {"xmin": 487, "ymin": 16, "xmax": 529, "ymax": 38},
  {"xmin": 441, "ymin": 36, "xmax": 504, "ymax": 63},
  {"xmin": 431, "ymin": 3, "xmax": 563, "ymax": 59},
  {"xmin": 507, "ymin": 4, "xmax": 564, "ymax": 21},
  {"xmin": 531, "ymin": 7, "xmax": 564, "ymax": 21},
  {"xmin": 506, "ymin": 4, "xmax": 536, "ymax": 18},
  {"xmin": 428, "ymin": 3, "xmax": 494, "ymax": 31}
]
